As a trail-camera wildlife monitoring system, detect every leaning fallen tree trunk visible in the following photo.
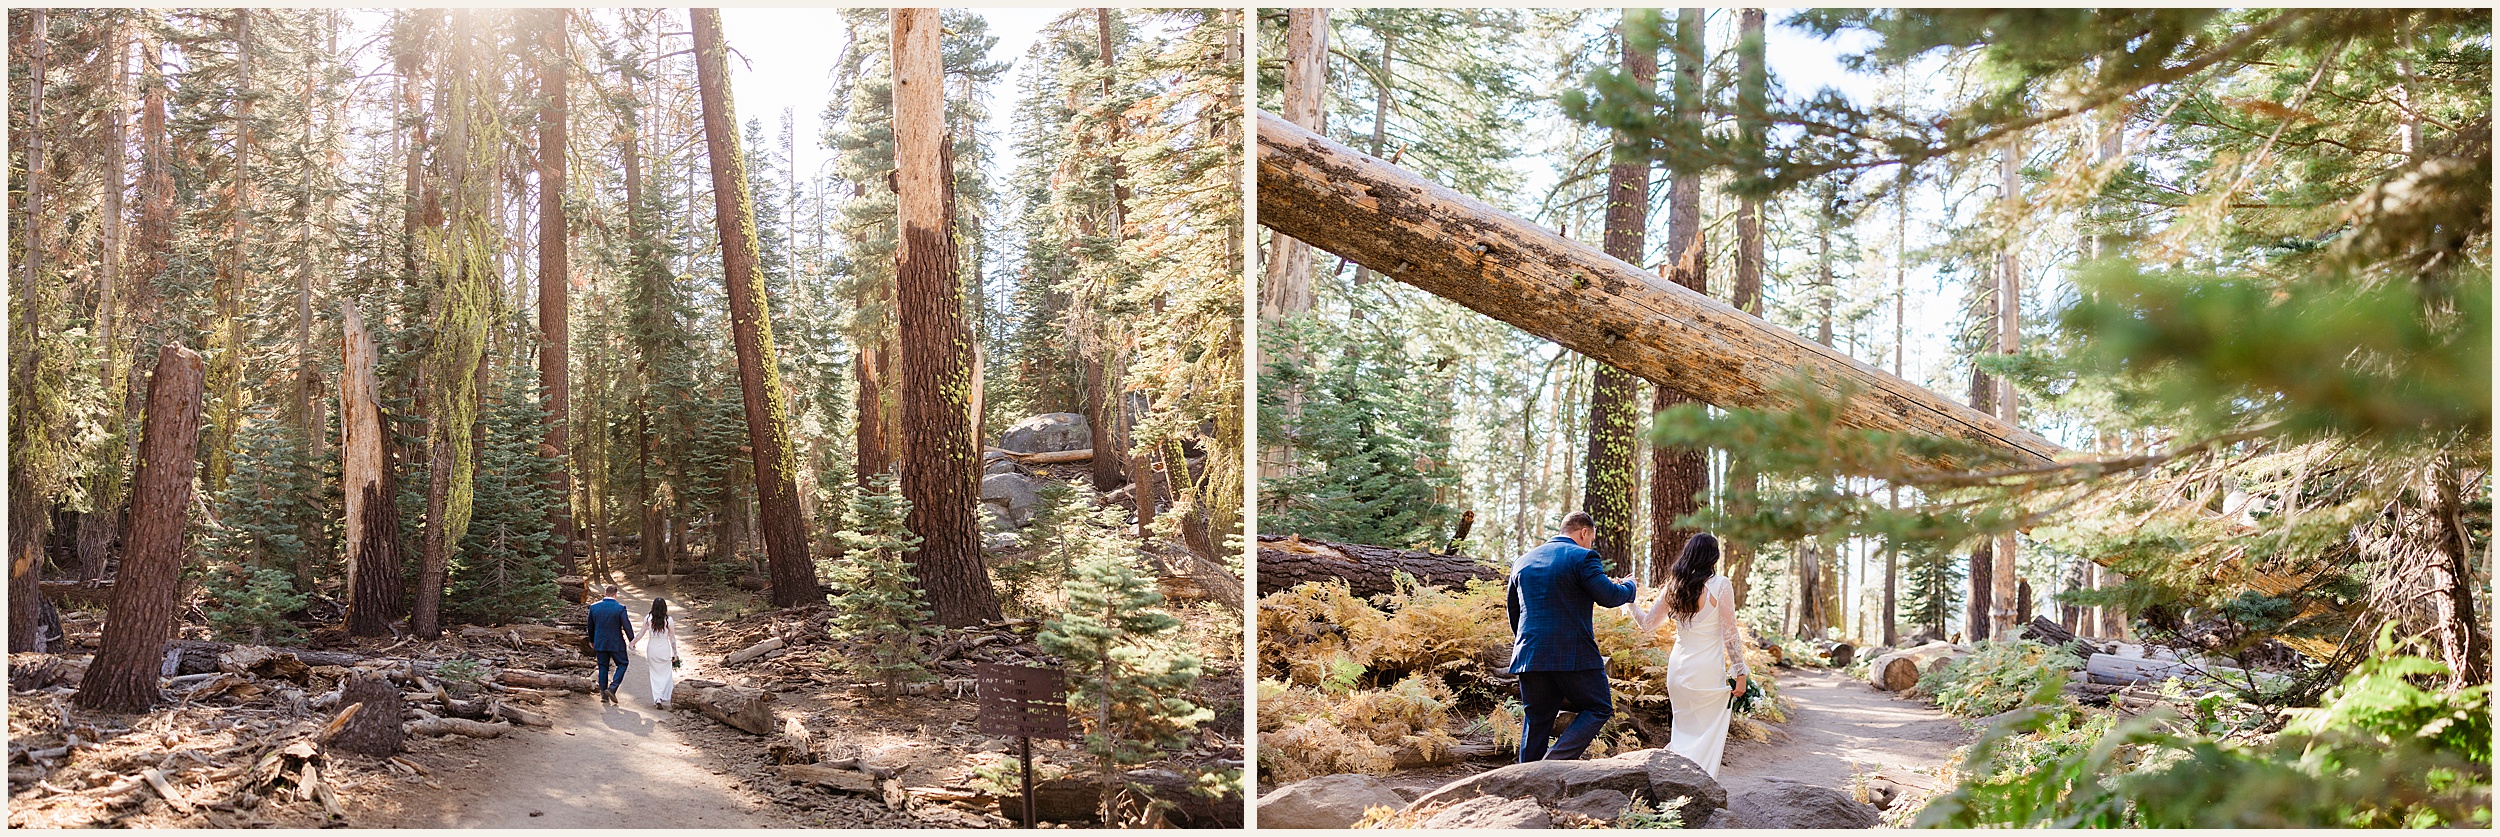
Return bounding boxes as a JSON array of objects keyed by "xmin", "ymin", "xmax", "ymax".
[
  {"xmin": 2083, "ymin": 652, "xmax": 2285, "ymax": 689},
  {"xmin": 1256, "ymin": 109, "xmax": 2060, "ymax": 470},
  {"xmin": 1258, "ymin": 534, "xmax": 1502, "ymax": 598}
]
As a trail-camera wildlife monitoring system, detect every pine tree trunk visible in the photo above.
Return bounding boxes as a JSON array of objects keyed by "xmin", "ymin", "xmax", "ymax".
[
  {"xmin": 2428, "ymin": 454, "xmax": 2489, "ymax": 687},
  {"xmin": 342, "ymin": 301, "xmax": 405, "ymax": 636},
  {"xmin": 82, "ymin": 15, "xmax": 132, "ymax": 586},
  {"xmin": 1723, "ymin": 7, "xmax": 1766, "ymax": 609},
  {"xmin": 692, "ymin": 8, "xmax": 816, "ymax": 609},
  {"xmin": 1990, "ymin": 139, "xmax": 2023, "ymax": 641},
  {"xmin": 417, "ymin": 10, "xmax": 486, "ymax": 640},
  {"xmin": 891, "ymin": 8, "xmax": 1002, "ymax": 625},
  {"xmin": 9, "ymin": 7, "xmax": 54, "ymax": 653},
  {"xmin": 537, "ymin": 8, "xmax": 575, "ymax": 580},
  {"xmin": 1584, "ymin": 13, "xmax": 1657, "ymax": 579},
  {"xmin": 856, "ymin": 347, "xmax": 888, "ymax": 484},
  {"xmin": 207, "ymin": 9, "xmax": 254, "ymax": 497},
  {"xmin": 75, "ymin": 343, "xmax": 205, "ymax": 713},
  {"xmin": 1650, "ymin": 7, "xmax": 1709, "ymax": 584},
  {"xmin": 1259, "ymin": 8, "xmax": 1326, "ymax": 322}
]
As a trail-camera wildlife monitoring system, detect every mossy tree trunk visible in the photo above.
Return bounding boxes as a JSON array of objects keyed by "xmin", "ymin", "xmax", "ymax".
[
  {"xmin": 1583, "ymin": 11, "xmax": 1657, "ymax": 579},
  {"xmin": 891, "ymin": 7, "xmax": 1002, "ymax": 625}
]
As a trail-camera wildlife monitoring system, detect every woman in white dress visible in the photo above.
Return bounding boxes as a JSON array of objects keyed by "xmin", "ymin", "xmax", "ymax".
[
  {"xmin": 1623, "ymin": 533, "xmax": 1748, "ymax": 777},
  {"xmin": 643, "ymin": 599, "xmax": 680, "ymax": 709}
]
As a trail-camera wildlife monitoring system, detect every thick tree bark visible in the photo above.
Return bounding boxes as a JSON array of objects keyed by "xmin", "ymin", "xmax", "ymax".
[
  {"xmin": 856, "ymin": 347, "xmax": 888, "ymax": 485},
  {"xmin": 75, "ymin": 343, "xmax": 205, "ymax": 713},
  {"xmin": 1651, "ymin": 7, "xmax": 1710, "ymax": 584},
  {"xmin": 1257, "ymin": 534, "xmax": 1500, "ymax": 598},
  {"xmin": 537, "ymin": 8, "xmax": 574, "ymax": 579},
  {"xmin": 691, "ymin": 8, "xmax": 815, "ymax": 609},
  {"xmin": 206, "ymin": 9, "xmax": 254, "ymax": 496},
  {"xmin": 891, "ymin": 8, "xmax": 1002, "ymax": 625},
  {"xmin": 1585, "ymin": 12, "xmax": 1658, "ymax": 579},
  {"xmin": 1257, "ymin": 111, "xmax": 2062, "ymax": 470}
]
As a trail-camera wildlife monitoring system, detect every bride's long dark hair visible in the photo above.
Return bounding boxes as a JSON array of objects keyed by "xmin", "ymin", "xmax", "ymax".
[
  {"xmin": 1667, "ymin": 533, "xmax": 1721, "ymax": 619},
  {"xmin": 649, "ymin": 598, "xmax": 670, "ymax": 632}
]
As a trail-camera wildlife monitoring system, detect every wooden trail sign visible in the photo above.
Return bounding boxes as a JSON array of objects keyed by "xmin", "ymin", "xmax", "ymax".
[{"xmin": 977, "ymin": 663, "xmax": 1069, "ymax": 827}]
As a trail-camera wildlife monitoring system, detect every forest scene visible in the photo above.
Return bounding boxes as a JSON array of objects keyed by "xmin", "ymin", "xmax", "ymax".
[
  {"xmin": 1252, "ymin": 7, "xmax": 2489, "ymax": 830},
  {"xmin": 8, "ymin": 7, "xmax": 1244, "ymax": 828}
]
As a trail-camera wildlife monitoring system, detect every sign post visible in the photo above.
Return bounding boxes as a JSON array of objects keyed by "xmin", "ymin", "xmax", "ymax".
[{"xmin": 976, "ymin": 663, "xmax": 1069, "ymax": 827}]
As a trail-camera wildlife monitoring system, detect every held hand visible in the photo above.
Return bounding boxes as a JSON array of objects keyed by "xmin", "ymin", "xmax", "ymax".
[{"xmin": 1731, "ymin": 674, "xmax": 1749, "ymax": 698}]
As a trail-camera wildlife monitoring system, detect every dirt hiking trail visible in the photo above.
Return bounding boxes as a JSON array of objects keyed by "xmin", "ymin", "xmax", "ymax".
[
  {"xmin": 386, "ymin": 578, "xmax": 790, "ymax": 828},
  {"xmin": 1718, "ymin": 666, "xmax": 1971, "ymax": 797}
]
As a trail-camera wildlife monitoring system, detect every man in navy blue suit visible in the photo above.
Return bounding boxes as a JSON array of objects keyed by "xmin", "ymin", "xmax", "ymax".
[
  {"xmin": 1507, "ymin": 511, "xmax": 1637, "ymax": 762},
  {"xmin": 587, "ymin": 584, "xmax": 637, "ymax": 705}
]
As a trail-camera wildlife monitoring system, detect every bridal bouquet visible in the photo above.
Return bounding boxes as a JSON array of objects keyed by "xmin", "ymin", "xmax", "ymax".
[{"xmin": 1728, "ymin": 677, "xmax": 1764, "ymax": 714}]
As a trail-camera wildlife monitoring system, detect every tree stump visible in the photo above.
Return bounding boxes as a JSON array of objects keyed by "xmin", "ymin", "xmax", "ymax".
[{"xmin": 324, "ymin": 672, "xmax": 404, "ymax": 756}]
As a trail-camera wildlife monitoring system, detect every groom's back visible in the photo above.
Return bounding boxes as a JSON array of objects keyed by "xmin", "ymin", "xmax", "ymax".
[{"xmin": 1507, "ymin": 538, "xmax": 1630, "ymax": 672}]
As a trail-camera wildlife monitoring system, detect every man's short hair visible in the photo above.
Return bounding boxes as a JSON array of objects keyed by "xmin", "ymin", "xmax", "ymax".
[
  {"xmin": 603, "ymin": 584, "xmax": 620, "ymax": 598},
  {"xmin": 1561, "ymin": 511, "xmax": 1596, "ymax": 533}
]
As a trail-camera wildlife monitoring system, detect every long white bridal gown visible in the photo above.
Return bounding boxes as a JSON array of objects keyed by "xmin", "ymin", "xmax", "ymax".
[
  {"xmin": 643, "ymin": 618, "xmax": 678, "ymax": 705},
  {"xmin": 1626, "ymin": 575, "xmax": 1745, "ymax": 777}
]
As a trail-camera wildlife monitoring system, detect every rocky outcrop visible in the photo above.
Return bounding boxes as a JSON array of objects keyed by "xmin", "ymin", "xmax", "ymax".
[
  {"xmin": 1397, "ymin": 748, "xmax": 1726, "ymax": 826},
  {"xmin": 981, "ymin": 472, "xmax": 1043, "ymax": 527},
  {"xmin": 1419, "ymin": 795, "xmax": 1551, "ymax": 829},
  {"xmin": 1257, "ymin": 773, "xmax": 1408, "ymax": 829},
  {"xmin": 999, "ymin": 413, "xmax": 1089, "ymax": 454},
  {"xmin": 1725, "ymin": 778, "xmax": 1880, "ymax": 829}
]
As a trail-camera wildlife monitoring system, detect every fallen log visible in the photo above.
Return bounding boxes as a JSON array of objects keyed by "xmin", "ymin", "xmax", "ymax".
[
  {"xmin": 691, "ymin": 685, "xmax": 777, "ymax": 735},
  {"xmin": 723, "ymin": 636, "xmax": 785, "ymax": 665},
  {"xmin": 1255, "ymin": 108, "xmax": 2059, "ymax": 471},
  {"xmin": 1868, "ymin": 642, "xmax": 1960, "ymax": 692},
  {"xmin": 1257, "ymin": 534, "xmax": 1501, "ymax": 598},
  {"xmin": 991, "ymin": 447, "xmax": 1094, "ymax": 465},
  {"xmin": 405, "ymin": 716, "xmax": 511, "ymax": 738},
  {"xmin": 2019, "ymin": 615, "xmax": 2109, "ymax": 659},
  {"xmin": 494, "ymin": 669, "xmax": 594, "ymax": 693},
  {"xmin": 166, "ymin": 640, "xmax": 364, "ymax": 676},
  {"xmin": 495, "ymin": 701, "xmax": 552, "ymax": 727},
  {"xmin": 2083, "ymin": 653, "xmax": 2284, "ymax": 689},
  {"xmin": 38, "ymin": 580, "xmax": 114, "ymax": 611},
  {"xmin": 778, "ymin": 763, "xmax": 880, "ymax": 794}
]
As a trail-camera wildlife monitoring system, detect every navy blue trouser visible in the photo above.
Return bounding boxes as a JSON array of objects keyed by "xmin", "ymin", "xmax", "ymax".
[
  {"xmin": 1517, "ymin": 667, "xmax": 1614, "ymax": 762},
  {"xmin": 596, "ymin": 649, "xmax": 630, "ymax": 693}
]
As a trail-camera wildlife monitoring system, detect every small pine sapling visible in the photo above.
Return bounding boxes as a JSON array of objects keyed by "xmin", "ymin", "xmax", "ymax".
[
  {"xmin": 826, "ymin": 475, "xmax": 938, "ymax": 699},
  {"xmin": 1039, "ymin": 508, "xmax": 1216, "ymax": 821}
]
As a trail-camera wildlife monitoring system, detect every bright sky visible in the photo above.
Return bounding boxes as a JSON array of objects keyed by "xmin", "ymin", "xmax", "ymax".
[{"xmin": 718, "ymin": 8, "xmax": 1071, "ymax": 192}]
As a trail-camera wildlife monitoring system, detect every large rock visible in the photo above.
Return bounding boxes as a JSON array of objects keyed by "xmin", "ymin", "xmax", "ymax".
[
  {"xmin": 1419, "ymin": 795, "xmax": 1550, "ymax": 829},
  {"xmin": 1726, "ymin": 779, "xmax": 1880, "ymax": 829},
  {"xmin": 1257, "ymin": 774, "xmax": 1408, "ymax": 829},
  {"xmin": 999, "ymin": 413, "xmax": 1089, "ymax": 454},
  {"xmin": 1553, "ymin": 789, "xmax": 1633, "ymax": 821},
  {"xmin": 1401, "ymin": 748, "xmax": 1725, "ymax": 824},
  {"xmin": 983, "ymin": 450, "xmax": 1021, "ymax": 476},
  {"xmin": 692, "ymin": 685, "xmax": 777, "ymax": 735},
  {"xmin": 981, "ymin": 473, "xmax": 1044, "ymax": 527}
]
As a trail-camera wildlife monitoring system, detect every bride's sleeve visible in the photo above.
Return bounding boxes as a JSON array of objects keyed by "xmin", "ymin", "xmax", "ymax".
[
  {"xmin": 1624, "ymin": 589, "xmax": 1666, "ymax": 635},
  {"xmin": 1715, "ymin": 577, "xmax": 1745, "ymax": 678}
]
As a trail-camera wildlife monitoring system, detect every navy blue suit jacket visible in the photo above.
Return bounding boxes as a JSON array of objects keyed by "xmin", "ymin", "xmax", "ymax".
[
  {"xmin": 1507, "ymin": 536, "xmax": 1636, "ymax": 673},
  {"xmin": 587, "ymin": 598, "xmax": 637, "ymax": 653}
]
